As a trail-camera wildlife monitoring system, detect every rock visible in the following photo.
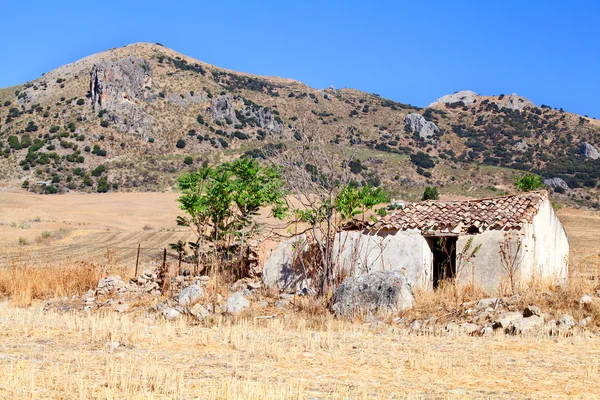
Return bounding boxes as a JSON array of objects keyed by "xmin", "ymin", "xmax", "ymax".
[
  {"xmin": 255, "ymin": 301, "xmax": 269, "ymax": 308},
  {"xmin": 404, "ymin": 113, "xmax": 440, "ymax": 139},
  {"xmin": 210, "ymin": 94, "xmax": 238, "ymax": 125},
  {"xmin": 409, "ymin": 320, "xmax": 421, "ymax": 331},
  {"xmin": 579, "ymin": 295, "xmax": 594, "ymax": 306},
  {"xmin": 262, "ymin": 235, "xmax": 310, "ymax": 289},
  {"xmin": 247, "ymin": 281, "xmax": 262, "ymax": 290},
  {"xmin": 494, "ymin": 311, "xmax": 523, "ymax": 329},
  {"xmin": 114, "ymin": 303, "xmax": 130, "ymax": 313},
  {"xmin": 558, "ymin": 314, "xmax": 576, "ymax": 329},
  {"xmin": 275, "ymin": 299, "xmax": 290, "ymax": 310},
  {"xmin": 177, "ymin": 284, "xmax": 204, "ymax": 307},
  {"xmin": 444, "ymin": 322, "xmax": 459, "ymax": 334},
  {"xmin": 544, "ymin": 177, "xmax": 569, "ymax": 192},
  {"xmin": 460, "ymin": 323, "xmax": 481, "ymax": 335},
  {"xmin": 476, "ymin": 298, "xmax": 498, "ymax": 310},
  {"xmin": 238, "ymin": 105, "xmax": 283, "ymax": 134},
  {"xmin": 428, "ymin": 90, "xmax": 477, "ymax": 107},
  {"xmin": 97, "ymin": 276, "xmax": 125, "ymax": 295},
  {"xmin": 502, "ymin": 93, "xmax": 534, "ymax": 110},
  {"xmin": 514, "ymin": 140, "xmax": 529, "ymax": 153},
  {"xmin": 579, "ymin": 316, "xmax": 592, "ymax": 327},
  {"xmin": 481, "ymin": 326, "xmax": 494, "ymax": 337},
  {"xmin": 162, "ymin": 308, "xmax": 181, "ymax": 320},
  {"xmin": 311, "ymin": 332, "xmax": 321, "ymax": 344},
  {"xmin": 89, "ymin": 57, "xmax": 153, "ymax": 137},
  {"xmin": 226, "ymin": 291, "xmax": 250, "ymax": 314},
  {"xmin": 580, "ymin": 142, "xmax": 600, "ymax": 160},
  {"xmin": 331, "ymin": 271, "xmax": 414, "ymax": 318},
  {"xmin": 507, "ymin": 315, "xmax": 544, "ymax": 334},
  {"xmin": 523, "ymin": 305, "xmax": 542, "ymax": 318},
  {"xmin": 190, "ymin": 304, "xmax": 209, "ymax": 319}
]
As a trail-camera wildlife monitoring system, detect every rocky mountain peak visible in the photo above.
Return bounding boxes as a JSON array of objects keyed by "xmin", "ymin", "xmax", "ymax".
[{"xmin": 428, "ymin": 90, "xmax": 478, "ymax": 107}]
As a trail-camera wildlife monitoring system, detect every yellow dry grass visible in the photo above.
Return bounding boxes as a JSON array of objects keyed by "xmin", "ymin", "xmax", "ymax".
[{"xmin": 0, "ymin": 303, "xmax": 598, "ymax": 399}]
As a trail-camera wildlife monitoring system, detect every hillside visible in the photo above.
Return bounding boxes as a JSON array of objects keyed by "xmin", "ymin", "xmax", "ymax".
[{"xmin": 0, "ymin": 42, "xmax": 599, "ymax": 207}]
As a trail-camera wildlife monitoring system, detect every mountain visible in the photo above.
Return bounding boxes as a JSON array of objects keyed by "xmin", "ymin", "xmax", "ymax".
[{"xmin": 0, "ymin": 43, "xmax": 599, "ymax": 206}]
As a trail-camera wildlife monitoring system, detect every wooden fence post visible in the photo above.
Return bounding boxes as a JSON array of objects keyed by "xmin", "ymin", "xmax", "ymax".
[{"xmin": 134, "ymin": 243, "xmax": 141, "ymax": 277}]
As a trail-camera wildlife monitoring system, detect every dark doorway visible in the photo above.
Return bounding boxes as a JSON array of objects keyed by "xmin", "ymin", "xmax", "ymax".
[{"xmin": 428, "ymin": 236, "xmax": 457, "ymax": 288}]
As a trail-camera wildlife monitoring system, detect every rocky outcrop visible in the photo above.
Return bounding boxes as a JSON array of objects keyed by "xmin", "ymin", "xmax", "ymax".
[
  {"xmin": 210, "ymin": 94, "xmax": 238, "ymax": 124},
  {"xmin": 404, "ymin": 113, "xmax": 440, "ymax": 139},
  {"xmin": 89, "ymin": 57, "xmax": 153, "ymax": 137},
  {"xmin": 544, "ymin": 177, "xmax": 569, "ymax": 192},
  {"xmin": 502, "ymin": 93, "xmax": 534, "ymax": 110},
  {"xmin": 331, "ymin": 271, "xmax": 414, "ymax": 317},
  {"xmin": 580, "ymin": 142, "xmax": 600, "ymax": 160},
  {"xmin": 428, "ymin": 90, "xmax": 477, "ymax": 107},
  {"xmin": 238, "ymin": 105, "xmax": 284, "ymax": 134},
  {"xmin": 514, "ymin": 140, "xmax": 529, "ymax": 153}
]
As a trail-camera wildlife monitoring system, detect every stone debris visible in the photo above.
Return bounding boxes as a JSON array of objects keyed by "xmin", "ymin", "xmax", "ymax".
[
  {"xmin": 177, "ymin": 284, "xmax": 204, "ymax": 307},
  {"xmin": 404, "ymin": 113, "xmax": 440, "ymax": 139},
  {"xmin": 226, "ymin": 291, "xmax": 250, "ymax": 314}
]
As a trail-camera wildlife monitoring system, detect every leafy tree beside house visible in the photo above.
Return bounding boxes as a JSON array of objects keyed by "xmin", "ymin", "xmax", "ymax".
[{"xmin": 514, "ymin": 173, "xmax": 544, "ymax": 192}]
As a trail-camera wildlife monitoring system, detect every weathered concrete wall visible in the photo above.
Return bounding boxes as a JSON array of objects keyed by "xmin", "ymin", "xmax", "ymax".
[
  {"xmin": 455, "ymin": 230, "xmax": 507, "ymax": 292},
  {"xmin": 333, "ymin": 230, "xmax": 431, "ymax": 289},
  {"xmin": 521, "ymin": 199, "xmax": 569, "ymax": 283}
]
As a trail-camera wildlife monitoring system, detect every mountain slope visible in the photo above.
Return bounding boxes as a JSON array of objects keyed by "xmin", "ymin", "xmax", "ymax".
[{"xmin": 0, "ymin": 43, "xmax": 599, "ymax": 207}]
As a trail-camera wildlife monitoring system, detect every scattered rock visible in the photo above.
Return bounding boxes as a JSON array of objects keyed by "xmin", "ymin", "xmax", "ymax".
[
  {"xmin": 558, "ymin": 314, "xmax": 576, "ymax": 329},
  {"xmin": 579, "ymin": 316, "xmax": 592, "ymax": 328},
  {"xmin": 523, "ymin": 305, "xmax": 542, "ymax": 318},
  {"xmin": 580, "ymin": 142, "xmax": 600, "ymax": 160},
  {"xmin": 481, "ymin": 326, "xmax": 494, "ymax": 337},
  {"xmin": 226, "ymin": 291, "xmax": 250, "ymax": 314},
  {"xmin": 255, "ymin": 301, "xmax": 269, "ymax": 308},
  {"xmin": 177, "ymin": 284, "xmax": 204, "ymax": 307},
  {"xmin": 404, "ymin": 113, "xmax": 440, "ymax": 139},
  {"xmin": 507, "ymin": 315, "xmax": 544, "ymax": 335},
  {"xmin": 494, "ymin": 312, "xmax": 523, "ymax": 329},
  {"xmin": 311, "ymin": 332, "xmax": 321, "ymax": 344},
  {"xmin": 162, "ymin": 308, "xmax": 181, "ymax": 320},
  {"xmin": 578, "ymin": 295, "xmax": 594, "ymax": 306},
  {"xmin": 514, "ymin": 140, "xmax": 529, "ymax": 153},
  {"xmin": 444, "ymin": 322, "xmax": 459, "ymax": 334},
  {"xmin": 331, "ymin": 271, "xmax": 414, "ymax": 318},
  {"xmin": 476, "ymin": 298, "xmax": 498, "ymax": 310},
  {"xmin": 190, "ymin": 304, "xmax": 209, "ymax": 319},
  {"xmin": 262, "ymin": 235, "xmax": 310, "ymax": 289},
  {"xmin": 275, "ymin": 299, "xmax": 290, "ymax": 311},
  {"xmin": 97, "ymin": 276, "xmax": 125, "ymax": 295},
  {"xmin": 460, "ymin": 322, "xmax": 481, "ymax": 335},
  {"xmin": 114, "ymin": 303, "xmax": 130, "ymax": 313},
  {"xmin": 247, "ymin": 281, "xmax": 262, "ymax": 290},
  {"xmin": 409, "ymin": 320, "xmax": 421, "ymax": 331}
]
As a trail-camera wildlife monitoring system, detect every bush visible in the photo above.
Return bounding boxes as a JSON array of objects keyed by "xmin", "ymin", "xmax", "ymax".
[
  {"xmin": 100, "ymin": 120, "xmax": 109, "ymax": 128},
  {"xmin": 410, "ymin": 151, "xmax": 435, "ymax": 169},
  {"xmin": 183, "ymin": 156, "xmax": 193, "ymax": 165},
  {"xmin": 91, "ymin": 165, "xmax": 106, "ymax": 177},
  {"xmin": 76, "ymin": 99, "xmax": 85, "ymax": 106},
  {"xmin": 49, "ymin": 126, "xmax": 60, "ymax": 133},
  {"xmin": 176, "ymin": 138, "xmax": 186, "ymax": 149},
  {"xmin": 422, "ymin": 186, "xmax": 439, "ymax": 201},
  {"xmin": 514, "ymin": 174, "xmax": 544, "ymax": 192}
]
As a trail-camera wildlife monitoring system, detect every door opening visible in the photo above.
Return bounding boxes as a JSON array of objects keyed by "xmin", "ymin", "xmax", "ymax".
[{"xmin": 428, "ymin": 236, "xmax": 457, "ymax": 288}]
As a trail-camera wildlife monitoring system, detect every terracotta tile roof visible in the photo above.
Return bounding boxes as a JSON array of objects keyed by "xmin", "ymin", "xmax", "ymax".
[{"xmin": 349, "ymin": 190, "xmax": 548, "ymax": 234}]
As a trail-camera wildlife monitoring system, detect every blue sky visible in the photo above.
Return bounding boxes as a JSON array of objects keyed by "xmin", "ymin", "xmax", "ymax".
[{"xmin": 1, "ymin": 0, "xmax": 598, "ymax": 117}]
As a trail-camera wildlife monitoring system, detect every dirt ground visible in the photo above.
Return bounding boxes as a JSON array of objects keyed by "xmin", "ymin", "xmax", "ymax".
[{"xmin": 1, "ymin": 191, "xmax": 599, "ymax": 277}]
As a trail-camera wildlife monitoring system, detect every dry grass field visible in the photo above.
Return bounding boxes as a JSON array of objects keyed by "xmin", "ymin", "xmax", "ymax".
[
  {"xmin": 0, "ymin": 302, "xmax": 598, "ymax": 399},
  {"xmin": 1, "ymin": 192, "xmax": 600, "ymax": 399}
]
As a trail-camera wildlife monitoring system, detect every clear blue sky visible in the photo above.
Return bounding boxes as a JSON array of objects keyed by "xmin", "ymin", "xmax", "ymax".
[{"xmin": 1, "ymin": 0, "xmax": 598, "ymax": 117}]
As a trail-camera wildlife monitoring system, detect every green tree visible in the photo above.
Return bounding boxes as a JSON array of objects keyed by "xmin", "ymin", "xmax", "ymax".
[
  {"xmin": 176, "ymin": 158, "xmax": 286, "ymax": 275},
  {"xmin": 422, "ymin": 186, "xmax": 439, "ymax": 201},
  {"xmin": 514, "ymin": 174, "xmax": 544, "ymax": 192}
]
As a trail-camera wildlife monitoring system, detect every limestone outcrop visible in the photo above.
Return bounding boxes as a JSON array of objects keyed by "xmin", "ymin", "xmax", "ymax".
[
  {"xmin": 210, "ymin": 94, "xmax": 238, "ymax": 125},
  {"xmin": 404, "ymin": 113, "xmax": 440, "ymax": 139},
  {"xmin": 580, "ymin": 142, "xmax": 600, "ymax": 160},
  {"xmin": 89, "ymin": 57, "xmax": 153, "ymax": 137},
  {"xmin": 428, "ymin": 90, "xmax": 477, "ymax": 107},
  {"xmin": 502, "ymin": 93, "xmax": 534, "ymax": 110}
]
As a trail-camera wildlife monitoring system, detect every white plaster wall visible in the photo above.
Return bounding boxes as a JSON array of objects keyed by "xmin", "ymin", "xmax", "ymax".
[
  {"xmin": 456, "ymin": 230, "xmax": 507, "ymax": 292},
  {"xmin": 334, "ymin": 230, "xmax": 431, "ymax": 289},
  {"xmin": 522, "ymin": 199, "xmax": 569, "ymax": 282}
]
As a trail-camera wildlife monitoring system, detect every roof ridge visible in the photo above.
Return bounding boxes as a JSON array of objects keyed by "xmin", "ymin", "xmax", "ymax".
[{"xmin": 419, "ymin": 190, "xmax": 548, "ymax": 205}]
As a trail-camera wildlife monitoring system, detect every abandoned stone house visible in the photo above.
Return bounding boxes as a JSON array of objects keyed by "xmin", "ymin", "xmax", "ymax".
[
  {"xmin": 263, "ymin": 190, "xmax": 569, "ymax": 292},
  {"xmin": 337, "ymin": 190, "xmax": 569, "ymax": 292}
]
